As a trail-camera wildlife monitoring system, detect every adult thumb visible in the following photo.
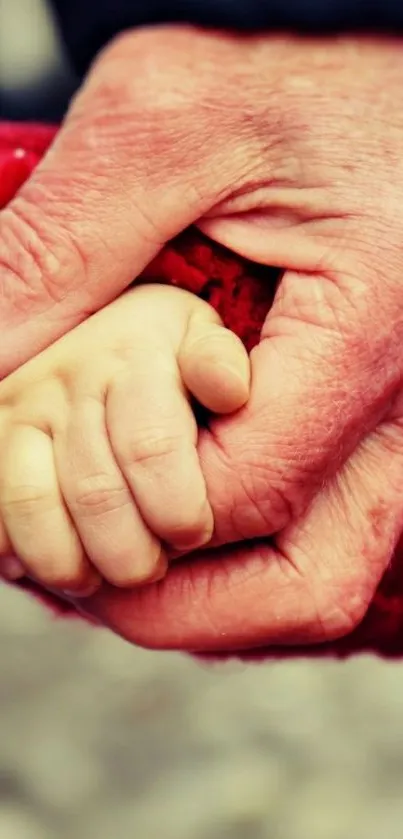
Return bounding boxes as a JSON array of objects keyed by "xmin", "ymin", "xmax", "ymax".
[
  {"xmin": 0, "ymin": 26, "xmax": 237, "ymax": 377},
  {"xmin": 196, "ymin": 258, "xmax": 398, "ymax": 548}
]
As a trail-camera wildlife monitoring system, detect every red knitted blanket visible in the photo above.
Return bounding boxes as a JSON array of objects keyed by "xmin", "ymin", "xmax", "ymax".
[{"xmin": 1, "ymin": 121, "xmax": 403, "ymax": 658}]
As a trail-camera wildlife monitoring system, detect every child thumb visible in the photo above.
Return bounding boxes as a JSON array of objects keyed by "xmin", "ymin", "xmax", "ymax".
[{"xmin": 179, "ymin": 314, "xmax": 251, "ymax": 414}]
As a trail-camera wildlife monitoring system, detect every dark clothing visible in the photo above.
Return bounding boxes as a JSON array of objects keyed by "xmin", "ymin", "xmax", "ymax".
[{"xmin": 51, "ymin": 0, "xmax": 403, "ymax": 73}]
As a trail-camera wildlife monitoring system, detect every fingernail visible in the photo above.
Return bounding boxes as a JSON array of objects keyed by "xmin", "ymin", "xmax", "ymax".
[
  {"xmin": 171, "ymin": 504, "xmax": 214, "ymax": 553},
  {"xmin": 146, "ymin": 549, "xmax": 168, "ymax": 584},
  {"xmin": 218, "ymin": 360, "xmax": 250, "ymax": 390},
  {"xmin": 172, "ymin": 526, "xmax": 213, "ymax": 553},
  {"xmin": 63, "ymin": 576, "xmax": 102, "ymax": 599},
  {"xmin": 0, "ymin": 556, "xmax": 25, "ymax": 581}
]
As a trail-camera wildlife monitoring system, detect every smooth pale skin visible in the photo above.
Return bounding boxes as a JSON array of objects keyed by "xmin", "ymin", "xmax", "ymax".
[
  {"xmin": 2, "ymin": 27, "xmax": 403, "ymax": 651},
  {"xmin": 0, "ymin": 285, "xmax": 249, "ymax": 595}
]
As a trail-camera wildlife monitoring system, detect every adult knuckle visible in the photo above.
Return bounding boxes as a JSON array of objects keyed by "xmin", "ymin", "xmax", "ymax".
[
  {"xmin": 275, "ymin": 515, "xmax": 378, "ymax": 642},
  {"xmin": 202, "ymin": 428, "xmax": 296, "ymax": 542},
  {"xmin": 87, "ymin": 26, "xmax": 236, "ymax": 189},
  {"xmin": 91, "ymin": 31, "xmax": 196, "ymax": 125},
  {"xmin": 101, "ymin": 25, "xmax": 217, "ymax": 108},
  {"xmin": 0, "ymin": 197, "xmax": 86, "ymax": 311},
  {"xmin": 222, "ymin": 451, "xmax": 301, "ymax": 539},
  {"xmin": 312, "ymin": 573, "xmax": 371, "ymax": 641}
]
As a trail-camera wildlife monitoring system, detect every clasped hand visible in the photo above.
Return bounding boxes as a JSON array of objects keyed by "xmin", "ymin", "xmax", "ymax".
[{"xmin": 2, "ymin": 28, "xmax": 403, "ymax": 652}]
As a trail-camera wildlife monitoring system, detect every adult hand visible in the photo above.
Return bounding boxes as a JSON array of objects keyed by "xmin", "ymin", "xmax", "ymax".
[
  {"xmin": 3, "ymin": 26, "xmax": 403, "ymax": 652},
  {"xmin": 63, "ymin": 29, "xmax": 403, "ymax": 653}
]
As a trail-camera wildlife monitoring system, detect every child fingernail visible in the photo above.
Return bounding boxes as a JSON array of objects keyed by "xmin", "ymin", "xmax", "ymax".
[
  {"xmin": 0, "ymin": 556, "xmax": 25, "ymax": 581},
  {"xmin": 63, "ymin": 574, "xmax": 102, "ymax": 599},
  {"xmin": 147, "ymin": 550, "xmax": 168, "ymax": 584}
]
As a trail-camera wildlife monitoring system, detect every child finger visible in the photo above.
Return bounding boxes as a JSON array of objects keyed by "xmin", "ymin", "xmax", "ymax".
[
  {"xmin": 53, "ymin": 396, "xmax": 167, "ymax": 587},
  {"xmin": 179, "ymin": 318, "xmax": 250, "ymax": 414},
  {"xmin": 0, "ymin": 556, "xmax": 25, "ymax": 582},
  {"xmin": 0, "ymin": 425, "xmax": 100, "ymax": 596},
  {"xmin": 106, "ymin": 363, "xmax": 214, "ymax": 553},
  {"xmin": 0, "ymin": 505, "xmax": 25, "ymax": 583}
]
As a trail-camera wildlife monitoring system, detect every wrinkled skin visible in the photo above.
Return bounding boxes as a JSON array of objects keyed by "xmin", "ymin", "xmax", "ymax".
[{"xmin": 2, "ymin": 27, "xmax": 403, "ymax": 652}]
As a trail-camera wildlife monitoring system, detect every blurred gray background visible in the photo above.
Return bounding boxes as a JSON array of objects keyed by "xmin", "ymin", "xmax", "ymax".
[
  {"xmin": 2, "ymin": 3, "xmax": 403, "ymax": 838},
  {"xmin": 0, "ymin": 0, "xmax": 76, "ymax": 120}
]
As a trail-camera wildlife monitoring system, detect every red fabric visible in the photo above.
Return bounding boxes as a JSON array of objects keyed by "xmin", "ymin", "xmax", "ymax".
[{"xmin": 2, "ymin": 121, "xmax": 403, "ymax": 658}]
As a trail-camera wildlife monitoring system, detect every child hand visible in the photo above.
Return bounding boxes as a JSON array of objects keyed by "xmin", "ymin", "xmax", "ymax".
[{"xmin": 0, "ymin": 285, "xmax": 250, "ymax": 596}]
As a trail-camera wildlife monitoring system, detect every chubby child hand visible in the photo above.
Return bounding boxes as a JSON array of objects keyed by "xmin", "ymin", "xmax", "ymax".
[{"xmin": 0, "ymin": 285, "xmax": 250, "ymax": 597}]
